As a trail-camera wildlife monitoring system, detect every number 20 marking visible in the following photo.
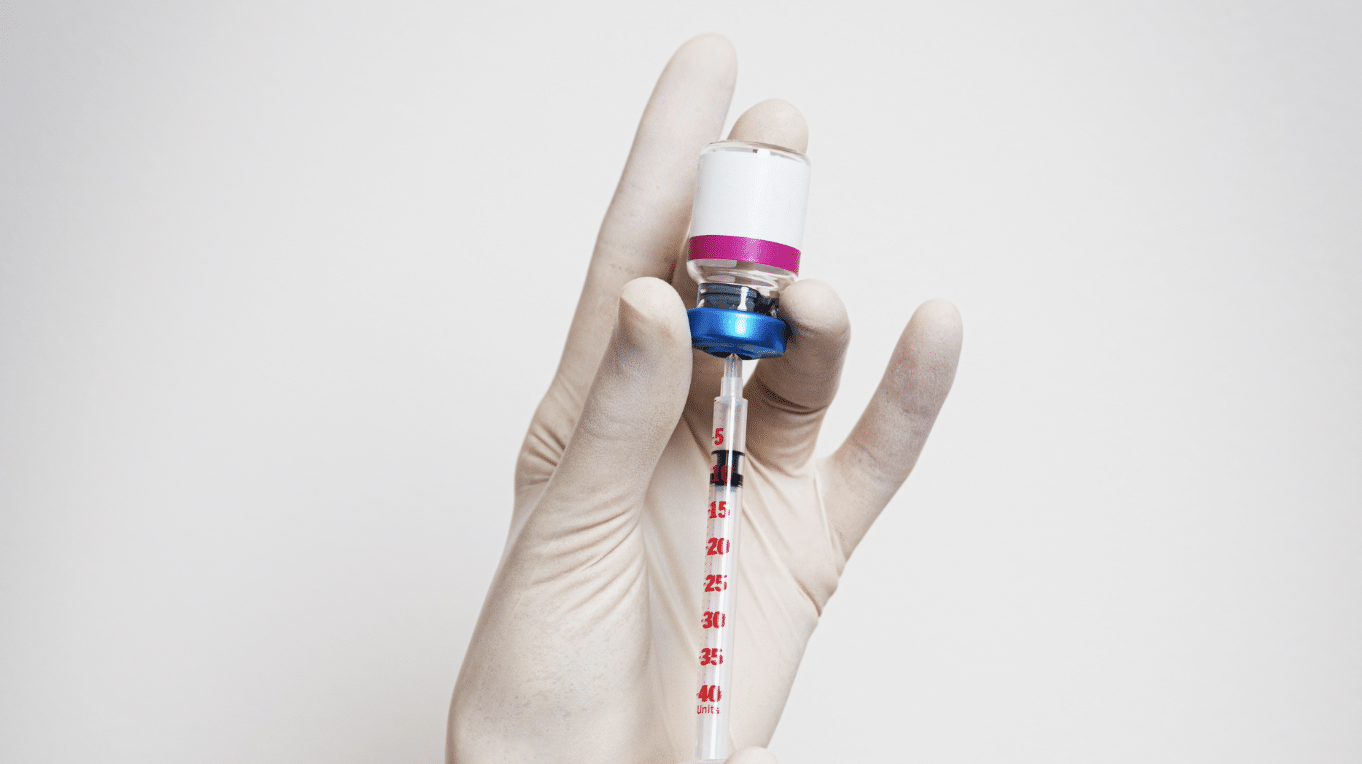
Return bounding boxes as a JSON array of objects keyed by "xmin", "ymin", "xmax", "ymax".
[{"xmin": 706, "ymin": 537, "xmax": 730, "ymax": 555}]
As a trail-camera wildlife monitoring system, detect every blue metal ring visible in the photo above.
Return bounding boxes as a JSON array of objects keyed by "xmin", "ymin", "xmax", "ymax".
[{"xmin": 687, "ymin": 307, "xmax": 788, "ymax": 360}]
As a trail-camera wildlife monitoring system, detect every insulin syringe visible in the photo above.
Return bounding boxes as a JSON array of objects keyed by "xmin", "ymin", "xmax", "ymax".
[
  {"xmin": 694, "ymin": 353, "xmax": 746, "ymax": 762},
  {"xmin": 682, "ymin": 140, "xmax": 810, "ymax": 763}
]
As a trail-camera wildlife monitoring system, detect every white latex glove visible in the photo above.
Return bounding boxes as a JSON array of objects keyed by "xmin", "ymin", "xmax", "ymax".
[
  {"xmin": 725, "ymin": 748, "xmax": 779, "ymax": 764},
  {"xmin": 447, "ymin": 34, "xmax": 963, "ymax": 763}
]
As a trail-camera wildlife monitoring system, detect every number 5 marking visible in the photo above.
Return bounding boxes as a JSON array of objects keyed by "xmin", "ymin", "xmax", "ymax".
[{"xmin": 713, "ymin": 427, "xmax": 724, "ymax": 446}]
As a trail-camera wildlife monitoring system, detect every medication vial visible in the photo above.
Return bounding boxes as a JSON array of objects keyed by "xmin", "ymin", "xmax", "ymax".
[{"xmin": 685, "ymin": 140, "xmax": 811, "ymax": 361}]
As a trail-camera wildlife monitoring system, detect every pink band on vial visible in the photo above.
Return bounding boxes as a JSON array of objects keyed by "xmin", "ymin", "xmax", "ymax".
[{"xmin": 687, "ymin": 235, "xmax": 801, "ymax": 275}]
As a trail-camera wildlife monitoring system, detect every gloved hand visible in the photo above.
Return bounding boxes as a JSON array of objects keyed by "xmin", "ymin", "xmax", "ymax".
[{"xmin": 447, "ymin": 33, "xmax": 963, "ymax": 764}]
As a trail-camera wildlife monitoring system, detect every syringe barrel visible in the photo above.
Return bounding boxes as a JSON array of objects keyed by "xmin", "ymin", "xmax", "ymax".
[{"xmin": 694, "ymin": 377, "xmax": 747, "ymax": 763}]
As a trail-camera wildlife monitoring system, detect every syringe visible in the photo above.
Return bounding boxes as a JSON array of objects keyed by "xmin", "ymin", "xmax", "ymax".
[
  {"xmin": 681, "ymin": 140, "xmax": 810, "ymax": 763},
  {"xmin": 694, "ymin": 353, "xmax": 747, "ymax": 763}
]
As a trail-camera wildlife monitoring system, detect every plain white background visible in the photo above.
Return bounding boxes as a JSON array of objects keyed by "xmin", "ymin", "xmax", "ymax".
[{"xmin": 2, "ymin": 1, "xmax": 1359, "ymax": 762}]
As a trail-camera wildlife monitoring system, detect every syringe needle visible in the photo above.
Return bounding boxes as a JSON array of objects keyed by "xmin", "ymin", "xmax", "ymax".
[{"xmin": 719, "ymin": 354, "xmax": 742, "ymax": 398}]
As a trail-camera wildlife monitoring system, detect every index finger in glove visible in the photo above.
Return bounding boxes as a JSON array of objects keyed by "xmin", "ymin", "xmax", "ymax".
[
  {"xmin": 551, "ymin": 36, "xmax": 735, "ymax": 413},
  {"xmin": 520, "ymin": 34, "xmax": 735, "ymax": 488}
]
